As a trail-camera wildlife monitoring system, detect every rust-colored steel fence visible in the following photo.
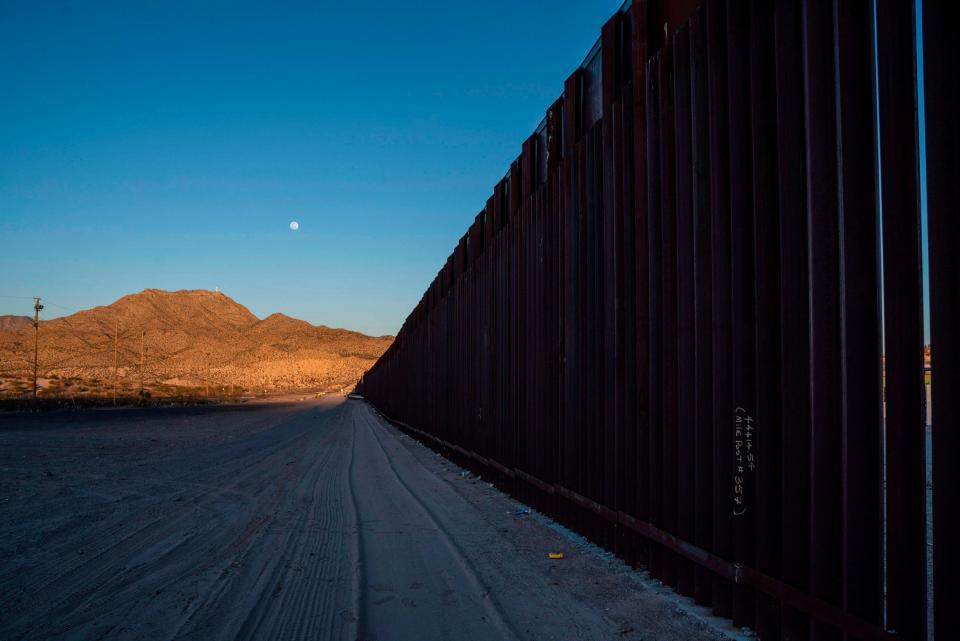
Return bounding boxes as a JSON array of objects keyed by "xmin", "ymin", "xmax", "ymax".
[{"xmin": 359, "ymin": 1, "xmax": 953, "ymax": 639}]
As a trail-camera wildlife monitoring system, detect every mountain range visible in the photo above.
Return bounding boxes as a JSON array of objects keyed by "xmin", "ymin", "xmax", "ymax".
[
  {"xmin": 0, "ymin": 289, "xmax": 392, "ymax": 397},
  {"xmin": 0, "ymin": 315, "xmax": 32, "ymax": 332}
]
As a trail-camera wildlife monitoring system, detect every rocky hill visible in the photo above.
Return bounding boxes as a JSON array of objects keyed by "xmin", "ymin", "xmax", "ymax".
[
  {"xmin": 0, "ymin": 289, "xmax": 392, "ymax": 397},
  {"xmin": 0, "ymin": 316, "xmax": 33, "ymax": 332}
]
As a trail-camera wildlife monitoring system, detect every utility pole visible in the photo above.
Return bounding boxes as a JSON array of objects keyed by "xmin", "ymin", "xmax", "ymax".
[
  {"xmin": 139, "ymin": 330, "xmax": 145, "ymax": 394},
  {"xmin": 113, "ymin": 320, "xmax": 119, "ymax": 406},
  {"xmin": 32, "ymin": 297, "xmax": 43, "ymax": 398}
]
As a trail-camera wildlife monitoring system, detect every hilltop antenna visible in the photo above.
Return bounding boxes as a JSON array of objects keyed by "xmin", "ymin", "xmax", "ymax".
[{"xmin": 32, "ymin": 297, "xmax": 43, "ymax": 398}]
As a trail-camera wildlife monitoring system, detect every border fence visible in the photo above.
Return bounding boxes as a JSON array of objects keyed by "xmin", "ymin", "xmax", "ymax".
[{"xmin": 359, "ymin": 1, "xmax": 955, "ymax": 639}]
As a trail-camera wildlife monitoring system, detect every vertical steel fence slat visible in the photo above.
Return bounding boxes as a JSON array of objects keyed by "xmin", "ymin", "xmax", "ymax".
[
  {"xmin": 726, "ymin": 0, "xmax": 758, "ymax": 628},
  {"xmin": 630, "ymin": 0, "xmax": 652, "ymax": 569},
  {"xmin": 689, "ymin": 6, "xmax": 715, "ymax": 610},
  {"xmin": 619, "ymin": 94, "xmax": 639, "ymax": 565},
  {"xmin": 645, "ymin": 53, "xmax": 664, "ymax": 580},
  {"xmin": 658, "ymin": 44, "xmax": 680, "ymax": 591},
  {"xmin": 672, "ymin": 21, "xmax": 696, "ymax": 600},
  {"xmin": 585, "ymin": 126, "xmax": 596, "ymax": 533},
  {"xmin": 801, "ymin": 2, "xmax": 845, "ymax": 639},
  {"xmin": 835, "ymin": 0, "xmax": 884, "ymax": 630},
  {"xmin": 601, "ymin": 17, "xmax": 620, "ymax": 553},
  {"xmin": 876, "ymin": 1, "xmax": 927, "ymax": 639},
  {"xmin": 748, "ymin": 1, "xmax": 782, "ymax": 636},
  {"xmin": 706, "ymin": 0, "xmax": 734, "ymax": 619},
  {"xmin": 774, "ymin": 0, "xmax": 813, "ymax": 638},
  {"xmin": 923, "ymin": 0, "xmax": 958, "ymax": 637}
]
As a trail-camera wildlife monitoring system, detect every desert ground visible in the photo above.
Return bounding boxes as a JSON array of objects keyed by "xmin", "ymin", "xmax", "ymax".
[{"xmin": 0, "ymin": 398, "xmax": 732, "ymax": 641}]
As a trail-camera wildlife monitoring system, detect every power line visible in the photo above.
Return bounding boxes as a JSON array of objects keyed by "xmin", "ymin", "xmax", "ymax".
[
  {"xmin": 0, "ymin": 295, "xmax": 81, "ymax": 316},
  {"xmin": 42, "ymin": 300, "xmax": 81, "ymax": 314}
]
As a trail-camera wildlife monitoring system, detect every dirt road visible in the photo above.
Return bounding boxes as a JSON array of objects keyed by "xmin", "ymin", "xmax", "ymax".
[{"xmin": 0, "ymin": 398, "xmax": 729, "ymax": 641}]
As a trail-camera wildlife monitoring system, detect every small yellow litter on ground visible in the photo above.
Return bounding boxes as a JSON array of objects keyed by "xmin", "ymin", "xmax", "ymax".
[{"xmin": 548, "ymin": 552, "xmax": 564, "ymax": 560}]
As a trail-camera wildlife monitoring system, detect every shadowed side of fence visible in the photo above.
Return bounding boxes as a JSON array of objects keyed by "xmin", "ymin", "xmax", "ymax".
[{"xmin": 359, "ymin": 1, "xmax": 947, "ymax": 639}]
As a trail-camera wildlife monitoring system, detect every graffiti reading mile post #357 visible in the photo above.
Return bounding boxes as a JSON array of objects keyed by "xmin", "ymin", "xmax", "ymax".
[{"xmin": 733, "ymin": 407, "xmax": 755, "ymax": 516}]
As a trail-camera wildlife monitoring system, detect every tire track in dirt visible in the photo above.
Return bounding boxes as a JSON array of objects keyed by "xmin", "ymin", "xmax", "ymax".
[
  {"xmin": 163, "ymin": 401, "xmax": 357, "ymax": 641},
  {"xmin": 226, "ymin": 416, "xmax": 351, "ymax": 640},
  {"xmin": 351, "ymin": 403, "xmax": 520, "ymax": 641}
]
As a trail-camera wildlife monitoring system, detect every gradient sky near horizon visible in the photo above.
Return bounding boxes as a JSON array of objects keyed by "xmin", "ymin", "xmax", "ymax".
[{"xmin": 0, "ymin": 0, "xmax": 621, "ymax": 336}]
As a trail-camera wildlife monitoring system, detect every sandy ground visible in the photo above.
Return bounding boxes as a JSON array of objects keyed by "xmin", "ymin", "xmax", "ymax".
[{"xmin": 0, "ymin": 398, "xmax": 732, "ymax": 641}]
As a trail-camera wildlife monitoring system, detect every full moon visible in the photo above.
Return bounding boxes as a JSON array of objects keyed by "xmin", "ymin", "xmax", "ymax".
[{"xmin": 289, "ymin": 221, "xmax": 299, "ymax": 231}]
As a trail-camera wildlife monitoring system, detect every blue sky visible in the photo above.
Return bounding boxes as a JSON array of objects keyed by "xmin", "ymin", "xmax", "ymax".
[
  {"xmin": 0, "ymin": 1, "xmax": 929, "ymax": 340},
  {"xmin": 1, "ymin": 0, "xmax": 619, "ymax": 336}
]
